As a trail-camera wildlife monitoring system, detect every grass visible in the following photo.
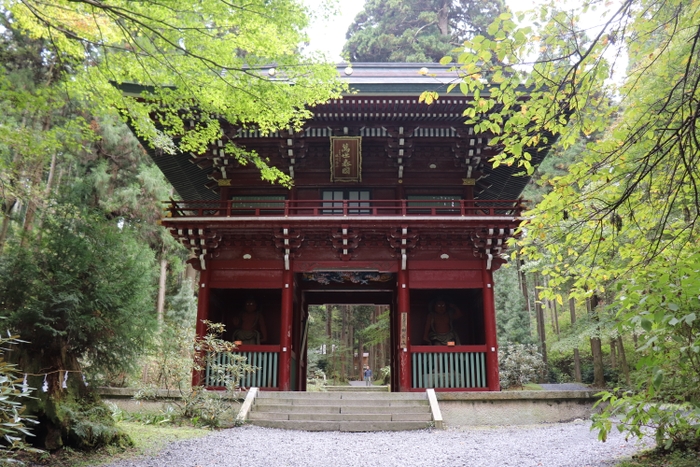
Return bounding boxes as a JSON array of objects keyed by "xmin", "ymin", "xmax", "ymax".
[
  {"xmin": 17, "ymin": 422, "xmax": 210, "ymax": 467},
  {"xmin": 616, "ymin": 448, "xmax": 700, "ymax": 467},
  {"xmin": 502, "ymin": 382, "xmax": 544, "ymax": 391}
]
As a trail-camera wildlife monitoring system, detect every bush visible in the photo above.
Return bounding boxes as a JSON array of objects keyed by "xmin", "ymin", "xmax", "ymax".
[
  {"xmin": 133, "ymin": 321, "xmax": 254, "ymax": 428},
  {"xmin": 57, "ymin": 398, "xmax": 132, "ymax": 450},
  {"xmin": 0, "ymin": 333, "xmax": 41, "ymax": 463},
  {"xmin": 593, "ymin": 390, "xmax": 700, "ymax": 451},
  {"xmin": 379, "ymin": 366, "xmax": 391, "ymax": 385},
  {"xmin": 581, "ymin": 363, "xmax": 620, "ymax": 386},
  {"xmin": 499, "ymin": 343, "xmax": 546, "ymax": 389}
]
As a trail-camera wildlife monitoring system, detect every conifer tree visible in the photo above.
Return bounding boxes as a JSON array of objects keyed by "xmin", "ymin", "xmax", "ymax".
[{"xmin": 343, "ymin": 0, "xmax": 507, "ymax": 62}]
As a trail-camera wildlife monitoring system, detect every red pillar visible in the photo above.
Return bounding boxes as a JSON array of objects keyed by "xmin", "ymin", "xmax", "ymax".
[
  {"xmin": 482, "ymin": 265, "xmax": 500, "ymax": 390},
  {"xmin": 192, "ymin": 268, "xmax": 211, "ymax": 387},
  {"xmin": 397, "ymin": 268, "xmax": 411, "ymax": 391},
  {"xmin": 279, "ymin": 268, "xmax": 293, "ymax": 391}
]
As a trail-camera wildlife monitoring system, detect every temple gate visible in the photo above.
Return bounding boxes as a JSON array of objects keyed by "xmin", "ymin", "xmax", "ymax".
[{"xmin": 146, "ymin": 63, "xmax": 552, "ymax": 391}]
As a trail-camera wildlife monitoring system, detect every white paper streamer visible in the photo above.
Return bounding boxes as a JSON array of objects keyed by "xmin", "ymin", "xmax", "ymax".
[
  {"xmin": 62, "ymin": 371, "xmax": 68, "ymax": 389},
  {"xmin": 22, "ymin": 374, "xmax": 29, "ymax": 393},
  {"xmin": 42, "ymin": 375, "xmax": 48, "ymax": 393}
]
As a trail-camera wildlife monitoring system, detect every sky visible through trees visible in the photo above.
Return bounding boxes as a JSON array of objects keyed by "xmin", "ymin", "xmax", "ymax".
[{"xmin": 304, "ymin": 0, "xmax": 543, "ymax": 61}]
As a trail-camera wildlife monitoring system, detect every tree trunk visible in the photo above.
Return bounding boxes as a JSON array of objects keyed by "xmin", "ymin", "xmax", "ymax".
[
  {"xmin": 610, "ymin": 338, "xmax": 617, "ymax": 369},
  {"xmin": 533, "ymin": 274, "xmax": 547, "ymax": 367},
  {"xmin": 348, "ymin": 323, "xmax": 359, "ymax": 378},
  {"xmin": 572, "ymin": 348, "xmax": 582, "ymax": 383},
  {"xmin": 590, "ymin": 337, "xmax": 605, "ymax": 387},
  {"xmin": 19, "ymin": 163, "xmax": 43, "ymax": 249},
  {"xmin": 325, "ymin": 304, "xmax": 332, "ymax": 341},
  {"xmin": 0, "ymin": 199, "xmax": 17, "ymax": 251},
  {"xmin": 156, "ymin": 256, "xmax": 168, "ymax": 326},
  {"xmin": 35, "ymin": 152, "xmax": 58, "ymax": 243},
  {"xmin": 371, "ymin": 305, "xmax": 379, "ymax": 374},
  {"xmin": 341, "ymin": 305, "xmax": 348, "ymax": 379},
  {"xmin": 517, "ymin": 255, "xmax": 533, "ymax": 337},
  {"xmin": 356, "ymin": 332, "xmax": 363, "ymax": 381},
  {"xmin": 617, "ymin": 336, "xmax": 630, "ymax": 385},
  {"xmin": 544, "ymin": 277, "xmax": 559, "ymax": 336},
  {"xmin": 325, "ymin": 305, "xmax": 334, "ymax": 376},
  {"xmin": 552, "ymin": 299, "xmax": 560, "ymax": 336},
  {"xmin": 587, "ymin": 297, "xmax": 605, "ymax": 387},
  {"xmin": 9, "ymin": 342, "xmax": 128, "ymax": 450},
  {"xmin": 437, "ymin": 0, "xmax": 449, "ymax": 35},
  {"xmin": 569, "ymin": 297, "xmax": 582, "ymax": 382}
]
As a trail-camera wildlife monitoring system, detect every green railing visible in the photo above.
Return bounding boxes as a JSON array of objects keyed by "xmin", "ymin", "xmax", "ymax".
[
  {"xmin": 411, "ymin": 350, "xmax": 487, "ymax": 389},
  {"xmin": 204, "ymin": 350, "xmax": 279, "ymax": 388}
]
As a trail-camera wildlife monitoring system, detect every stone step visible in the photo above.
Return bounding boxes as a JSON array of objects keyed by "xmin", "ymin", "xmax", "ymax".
[
  {"xmin": 244, "ymin": 390, "xmax": 435, "ymax": 432},
  {"xmin": 248, "ymin": 420, "xmax": 431, "ymax": 432},
  {"xmin": 251, "ymin": 404, "xmax": 429, "ymax": 414},
  {"xmin": 254, "ymin": 398, "xmax": 428, "ymax": 408},
  {"xmin": 249, "ymin": 412, "xmax": 432, "ymax": 422},
  {"xmin": 325, "ymin": 385, "xmax": 388, "ymax": 392},
  {"xmin": 255, "ymin": 391, "xmax": 427, "ymax": 400}
]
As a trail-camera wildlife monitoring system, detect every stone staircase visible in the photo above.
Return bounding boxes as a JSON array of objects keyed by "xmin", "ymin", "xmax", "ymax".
[
  {"xmin": 240, "ymin": 390, "xmax": 436, "ymax": 432},
  {"xmin": 324, "ymin": 384, "xmax": 389, "ymax": 392}
]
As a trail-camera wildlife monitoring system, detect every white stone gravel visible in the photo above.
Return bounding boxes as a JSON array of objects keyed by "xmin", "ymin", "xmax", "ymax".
[{"xmin": 103, "ymin": 421, "xmax": 654, "ymax": 467}]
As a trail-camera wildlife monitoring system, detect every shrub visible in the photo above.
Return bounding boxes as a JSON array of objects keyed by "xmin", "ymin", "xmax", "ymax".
[
  {"xmin": 134, "ymin": 321, "xmax": 254, "ymax": 428},
  {"xmin": 379, "ymin": 366, "xmax": 391, "ymax": 385},
  {"xmin": 499, "ymin": 343, "xmax": 546, "ymax": 389},
  {"xmin": 0, "ymin": 332, "xmax": 41, "ymax": 463}
]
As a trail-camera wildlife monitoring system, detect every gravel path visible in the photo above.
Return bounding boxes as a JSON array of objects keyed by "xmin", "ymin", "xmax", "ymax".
[{"xmin": 104, "ymin": 421, "xmax": 653, "ymax": 467}]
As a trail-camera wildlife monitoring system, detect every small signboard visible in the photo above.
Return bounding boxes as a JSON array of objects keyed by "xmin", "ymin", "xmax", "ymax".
[{"xmin": 330, "ymin": 136, "xmax": 362, "ymax": 182}]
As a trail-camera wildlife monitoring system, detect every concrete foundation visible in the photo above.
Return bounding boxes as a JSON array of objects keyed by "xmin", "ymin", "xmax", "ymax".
[
  {"xmin": 98, "ymin": 387, "xmax": 598, "ymax": 428},
  {"xmin": 437, "ymin": 390, "xmax": 598, "ymax": 427}
]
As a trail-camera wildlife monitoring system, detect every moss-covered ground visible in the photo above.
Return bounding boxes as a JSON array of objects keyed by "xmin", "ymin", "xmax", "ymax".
[
  {"xmin": 617, "ymin": 448, "xmax": 700, "ymax": 467},
  {"xmin": 15, "ymin": 422, "xmax": 209, "ymax": 467}
]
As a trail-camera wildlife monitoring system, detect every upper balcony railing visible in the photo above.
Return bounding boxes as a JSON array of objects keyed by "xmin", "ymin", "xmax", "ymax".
[{"xmin": 164, "ymin": 199, "xmax": 526, "ymax": 219}]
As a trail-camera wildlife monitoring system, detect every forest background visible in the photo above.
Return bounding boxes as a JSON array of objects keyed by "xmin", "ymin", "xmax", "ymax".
[{"xmin": 0, "ymin": 0, "xmax": 698, "ymax": 462}]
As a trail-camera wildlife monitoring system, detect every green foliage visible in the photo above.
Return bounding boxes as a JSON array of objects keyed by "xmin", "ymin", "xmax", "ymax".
[
  {"xmin": 617, "ymin": 447, "xmax": 700, "ymax": 467},
  {"xmin": 0, "ymin": 209, "xmax": 157, "ymax": 376},
  {"xmin": 343, "ymin": 0, "xmax": 507, "ymax": 62},
  {"xmin": 108, "ymin": 404, "xmax": 176, "ymax": 426},
  {"xmin": 305, "ymin": 366, "xmax": 328, "ymax": 392},
  {"xmin": 379, "ymin": 366, "xmax": 391, "ymax": 385},
  {"xmin": 499, "ymin": 343, "xmax": 546, "ymax": 390},
  {"xmin": 494, "ymin": 265, "xmax": 534, "ymax": 345},
  {"xmin": 137, "ymin": 281, "xmax": 197, "ymax": 392},
  {"xmin": 4, "ymin": 0, "xmax": 344, "ymax": 182},
  {"xmin": 56, "ymin": 400, "xmax": 132, "ymax": 450},
  {"xmin": 135, "ymin": 321, "xmax": 253, "ymax": 428},
  {"xmin": 357, "ymin": 308, "xmax": 389, "ymax": 347},
  {"xmin": 593, "ymin": 390, "xmax": 700, "ymax": 451},
  {"xmin": 435, "ymin": 0, "xmax": 700, "ymax": 448},
  {"xmin": 592, "ymin": 253, "xmax": 700, "ymax": 446},
  {"xmin": 306, "ymin": 304, "xmax": 388, "ymax": 382},
  {"xmin": 0, "ymin": 333, "xmax": 41, "ymax": 464}
]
